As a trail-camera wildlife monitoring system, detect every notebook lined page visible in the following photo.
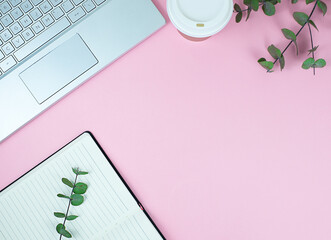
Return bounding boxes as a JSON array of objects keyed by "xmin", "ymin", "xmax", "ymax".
[{"xmin": 0, "ymin": 133, "xmax": 163, "ymax": 240}]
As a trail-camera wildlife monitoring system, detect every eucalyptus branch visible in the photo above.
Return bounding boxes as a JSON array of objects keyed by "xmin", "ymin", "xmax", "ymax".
[
  {"xmin": 59, "ymin": 172, "xmax": 78, "ymax": 240},
  {"xmin": 272, "ymin": 1, "xmax": 319, "ymax": 67},
  {"xmin": 307, "ymin": 23, "xmax": 316, "ymax": 75},
  {"xmin": 54, "ymin": 168, "xmax": 89, "ymax": 239},
  {"xmin": 253, "ymin": 0, "xmax": 327, "ymax": 74}
]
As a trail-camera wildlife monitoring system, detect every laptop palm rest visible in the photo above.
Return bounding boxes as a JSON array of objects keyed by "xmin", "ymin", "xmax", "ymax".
[{"xmin": 20, "ymin": 34, "xmax": 98, "ymax": 104}]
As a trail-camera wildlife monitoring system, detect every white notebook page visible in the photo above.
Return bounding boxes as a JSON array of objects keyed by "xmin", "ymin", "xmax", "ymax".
[{"xmin": 0, "ymin": 133, "xmax": 163, "ymax": 240}]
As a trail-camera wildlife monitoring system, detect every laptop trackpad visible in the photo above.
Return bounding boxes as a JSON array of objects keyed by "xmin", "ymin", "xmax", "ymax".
[{"xmin": 20, "ymin": 34, "xmax": 98, "ymax": 104}]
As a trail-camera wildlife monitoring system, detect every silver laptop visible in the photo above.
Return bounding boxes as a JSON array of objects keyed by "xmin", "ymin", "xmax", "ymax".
[{"xmin": 0, "ymin": 0, "xmax": 165, "ymax": 142}]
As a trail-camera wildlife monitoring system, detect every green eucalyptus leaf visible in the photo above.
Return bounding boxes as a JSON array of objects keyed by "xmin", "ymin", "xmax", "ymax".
[
  {"xmin": 236, "ymin": 12, "xmax": 243, "ymax": 23},
  {"xmin": 302, "ymin": 58, "xmax": 315, "ymax": 69},
  {"xmin": 54, "ymin": 212, "xmax": 66, "ymax": 218},
  {"xmin": 251, "ymin": 0, "xmax": 259, "ymax": 11},
  {"xmin": 71, "ymin": 194, "xmax": 84, "ymax": 206},
  {"xmin": 258, "ymin": 58, "xmax": 274, "ymax": 71},
  {"xmin": 60, "ymin": 229, "xmax": 72, "ymax": 238},
  {"xmin": 258, "ymin": 57, "xmax": 266, "ymax": 63},
  {"xmin": 57, "ymin": 194, "xmax": 71, "ymax": 200},
  {"xmin": 234, "ymin": 3, "xmax": 241, "ymax": 12},
  {"xmin": 281, "ymin": 28, "xmax": 298, "ymax": 55},
  {"xmin": 244, "ymin": 0, "xmax": 252, "ymax": 6},
  {"xmin": 308, "ymin": 45, "xmax": 319, "ymax": 54},
  {"xmin": 62, "ymin": 178, "xmax": 74, "ymax": 188},
  {"xmin": 56, "ymin": 220, "xmax": 72, "ymax": 238},
  {"xmin": 66, "ymin": 215, "xmax": 79, "ymax": 221},
  {"xmin": 315, "ymin": 59, "xmax": 326, "ymax": 68},
  {"xmin": 56, "ymin": 223, "xmax": 65, "ymax": 234},
  {"xmin": 267, "ymin": 44, "xmax": 282, "ymax": 59},
  {"xmin": 306, "ymin": 0, "xmax": 315, "ymax": 4},
  {"xmin": 281, "ymin": 28, "xmax": 296, "ymax": 40},
  {"xmin": 317, "ymin": 1, "xmax": 327, "ymax": 16},
  {"xmin": 262, "ymin": 2, "xmax": 276, "ymax": 16},
  {"xmin": 72, "ymin": 168, "xmax": 79, "ymax": 175},
  {"xmin": 78, "ymin": 171, "xmax": 88, "ymax": 175},
  {"xmin": 279, "ymin": 55, "xmax": 285, "ymax": 71},
  {"xmin": 292, "ymin": 0, "xmax": 298, "ymax": 3},
  {"xmin": 293, "ymin": 12, "xmax": 309, "ymax": 26},
  {"xmin": 309, "ymin": 20, "xmax": 318, "ymax": 31},
  {"xmin": 73, "ymin": 182, "xmax": 88, "ymax": 194}
]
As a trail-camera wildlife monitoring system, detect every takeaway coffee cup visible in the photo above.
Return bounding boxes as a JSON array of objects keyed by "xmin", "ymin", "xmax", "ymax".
[{"xmin": 167, "ymin": 0, "xmax": 233, "ymax": 41}]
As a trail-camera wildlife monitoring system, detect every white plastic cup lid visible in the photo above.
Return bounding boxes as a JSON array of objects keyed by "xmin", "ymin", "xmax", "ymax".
[{"xmin": 167, "ymin": 0, "xmax": 233, "ymax": 38}]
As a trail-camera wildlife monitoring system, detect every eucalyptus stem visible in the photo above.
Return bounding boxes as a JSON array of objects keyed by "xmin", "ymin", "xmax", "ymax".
[
  {"xmin": 271, "ymin": 0, "xmax": 319, "ymax": 68},
  {"xmin": 55, "ymin": 168, "xmax": 88, "ymax": 239},
  {"xmin": 307, "ymin": 23, "xmax": 316, "ymax": 75},
  {"xmin": 59, "ymin": 171, "xmax": 79, "ymax": 240}
]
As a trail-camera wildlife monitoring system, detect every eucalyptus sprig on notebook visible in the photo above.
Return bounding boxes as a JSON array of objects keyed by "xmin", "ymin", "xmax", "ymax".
[
  {"xmin": 234, "ymin": 0, "xmax": 328, "ymax": 75},
  {"xmin": 54, "ymin": 168, "xmax": 88, "ymax": 239}
]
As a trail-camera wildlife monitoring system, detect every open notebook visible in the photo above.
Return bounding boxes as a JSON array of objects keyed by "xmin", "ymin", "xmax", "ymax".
[{"xmin": 0, "ymin": 132, "xmax": 165, "ymax": 240}]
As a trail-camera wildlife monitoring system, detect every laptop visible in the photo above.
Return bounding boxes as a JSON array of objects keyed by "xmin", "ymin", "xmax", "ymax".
[{"xmin": 0, "ymin": 0, "xmax": 165, "ymax": 142}]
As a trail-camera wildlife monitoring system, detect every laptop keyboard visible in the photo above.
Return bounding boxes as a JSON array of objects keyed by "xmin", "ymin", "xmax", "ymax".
[{"xmin": 0, "ymin": 0, "xmax": 106, "ymax": 76}]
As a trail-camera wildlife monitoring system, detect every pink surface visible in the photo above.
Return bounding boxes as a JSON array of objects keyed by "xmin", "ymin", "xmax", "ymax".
[{"xmin": 1, "ymin": 1, "xmax": 331, "ymax": 239}]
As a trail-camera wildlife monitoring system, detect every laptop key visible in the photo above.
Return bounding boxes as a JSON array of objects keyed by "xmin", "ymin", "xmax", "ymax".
[
  {"xmin": 40, "ymin": 1, "xmax": 52, "ymax": 13},
  {"xmin": 14, "ymin": 17, "xmax": 70, "ymax": 61},
  {"xmin": 1, "ymin": 14, "xmax": 13, "ymax": 27},
  {"xmin": 68, "ymin": 7, "xmax": 85, "ymax": 23},
  {"xmin": 2, "ymin": 42, "xmax": 14, "ymax": 55},
  {"xmin": 20, "ymin": 0, "xmax": 33, "ymax": 13},
  {"xmin": 0, "ymin": 51, "xmax": 4, "ymax": 60},
  {"xmin": 31, "ymin": 20, "xmax": 44, "ymax": 33},
  {"xmin": 61, "ymin": 0, "xmax": 73, "ymax": 12},
  {"xmin": 10, "ymin": 8, "xmax": 23, "ymax": 20},
  {"xmin": 0, "ymin": 2, "xmax": 11, "ymax": 14},
  {"xmin": 51, "ymin": 7, "xmax": 63, "ymax": 19},
  {"xmin": 0, "ymin": 56, "xmax": 16, "ymax": 72},
  {"xmin": 41, "ymin": 14, "xmax": 54, "ymax": 27},
  {"xmin": 12, "ymin": 35, "xmax": 24, "ymax": 47},
  {"xmin": 10, "ymin": 22, "xmax": 22, "ymax": 35},
  {"xmin": 0, "ymin": 29, "xmax": 13, "ymax": 41},
  {"xmin": 21, "ymin": 28, "xmax": 34, "ymax": 40},
  {"xmin": 20, "ymin": 15, "xmax": 32, "ymax": 27},
  {"xmin": 83, "ymin": 0, "xmax": 95, "ymax": 12},
  {"xmin": 30, "ymin": 8, "xmax": 42, "ymax": 20}
]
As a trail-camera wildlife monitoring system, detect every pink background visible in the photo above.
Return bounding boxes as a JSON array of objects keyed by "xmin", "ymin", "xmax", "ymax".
[{"xmin": 1, "ymin": 1, "xmax": 331, "ymax": 239}]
